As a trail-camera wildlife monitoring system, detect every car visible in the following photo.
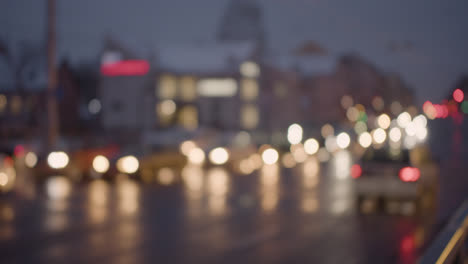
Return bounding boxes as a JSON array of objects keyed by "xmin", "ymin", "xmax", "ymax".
[
  {"xmin": 32, "ymin": 145, "xmax": 121, "ymax": 182},
  {"xmin": 352, "ymin": 146, "xmax": 438, "ymax": 214}
]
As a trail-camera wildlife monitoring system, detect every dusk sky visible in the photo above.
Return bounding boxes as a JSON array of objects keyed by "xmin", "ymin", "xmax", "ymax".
[{"xmin": 1, "ymin": 0, "xmax": 467, "ymax": 104}]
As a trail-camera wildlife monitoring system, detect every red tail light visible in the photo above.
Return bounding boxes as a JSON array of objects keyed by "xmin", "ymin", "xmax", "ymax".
[
  {"xmin": 399, "ymin": 167, "xmax": 420, "ymax": 182},
  {"xmin": 351, "ymin": 164, "xmax": 362, "ymax": 179}
]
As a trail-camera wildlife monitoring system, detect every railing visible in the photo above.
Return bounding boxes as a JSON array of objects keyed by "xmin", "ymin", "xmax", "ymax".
[{"xmin": 419, "ymin": 200, "xmax": 468, "ymax": 264}]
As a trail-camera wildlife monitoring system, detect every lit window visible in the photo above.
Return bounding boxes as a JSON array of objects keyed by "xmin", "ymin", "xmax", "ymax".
[
  {"xmin": 180, "ymin": 76, "xmax": 197, "ymax": 102},
  {"xmin": 241, "ymin": 104, "xmax": 259, "ymax": 129},
  {"xmin": 10, "ymin": 96, "xmax": 22, "ymax": 115},
  {"xmin": 197, "ymin": 78, "xmax": 237, "ymax": 97},
  {"xmin": 157, "ymin": 75, "xmax": 177, "ymax": 99},
  {"xmin": 178, "ymin": 105, "xmax": 198, "ymax": 131},
  {"xmin": 241, "ymin": 78, "xmax": 259, "ymax": 101},
  {"xmin": 240, "ymin": 61, "xmax": 260, "ymax": 78},
  {"xmin": 0, "ymin": 94, "xmax": 6, "ymax": 113},
  {"xmin": 156, "ymin": 99, "xmax": 176, "ymax": 126}
]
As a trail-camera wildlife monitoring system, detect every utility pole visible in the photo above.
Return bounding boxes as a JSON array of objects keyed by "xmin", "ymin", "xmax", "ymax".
[{"xmin": 47, "ymin": 0, "xmax": 59, "ymax": 149}]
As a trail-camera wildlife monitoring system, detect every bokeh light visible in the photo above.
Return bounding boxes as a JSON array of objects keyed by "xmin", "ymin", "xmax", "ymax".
[
  {"xmin": 354, "ymin": 121, "xmax": 367, "ymax": 134},
  {"xmin": 240, "ymin": 61, "xmax": 260, "ymax": 78},
  {"xmin": 415, "ymin": 126, "xmax": 428, "ymax": 141},
  {"xmin": 321, "ymin": 123, "xmax": 334, "ymax": 138},
  {"xmin": 358, "ymin": 132, "xmax": 372, "ymax": 148},
  {"xmin": 88, "ymin": 98, "xmax": 102, "ymax": 114},
  {"xmin": 287, "ymin": 123, "xmax": 303, "ymax": 144},
  {"xmin": 116, "ymin": 155, "xmax": 139, "ymax": 174},
  {"xmin": 413, "ymin": 115, "xmax": 427, "ymax": 128},
  {"xmin": 180, "ymin": 140, "xmax": 197, "ymax": 156},
  {"xmin": 405, "ymin": 122, "xmax": 417, "ymax": 136},
  {"xmin": 461, "ymin": 101, "xmax": 468, "ymax": 114},
  {"xmin": 0, "ymin": 172, "xmax": 8, "ymax": 187},
  {"xmin": 389, "ymin": 127, "xmax": 402, "ymax": 142},
  {"xmin": 372, "ymin": 128, "xmax": 387, "ymax": 144},
  {"xmin": 399, "ymin": 167, "xmax": 420, "ymax": 182},
  {"xmin": 157, "ymin": 99, "xmax": 176, "ymax": 116},
  {"xmin": 346, "ymin": 107, "xmax": 359, "ymax": 122},
  {"xmin": 377, "ymin": 114, "xmax": 391, "ymax": 129},
  {"xmin": 397, "ymin": 112, "xmax": 412, "ymax": 128},
  {"xmin": 25, "ymin": 152, "xmax": 38, "ymax": 168},
  {"xmin": 47, "ymin": 152, "xmax": 69, "ymax": 169},
  {"xmin": 423, "ymin": 101, "xmax": 437, "ymax": 119},
  {"xmin": 304, "ymin": 138, "xmax": 319, "ymax": 155},
  {"xmin": 209, "ymin": 147, "xmax": 229, "ymax": 165},
  {"xmin": 336, "ymin": 132, "xmax": 351, "ymax": 149},
  {"xmin": 351, "ymin": 164, "xmax": 362, "ymax": 179},
  {"xmin": 262, "ymin": 148, "xmax": 279, "ymax": 165},
  {"xmin": 187, "ymin": 147, "xmax": 205, "ymax": 165},
  {"xmin": 0, "ymin": 168, "xmax": 15, "ymax": 193},
  {"xmin": 453, "ymin": 89, "xmax": 464, "ymax": 103},
  {"xmin": 92, "ymin": 155, "xmax": 110, "ymax": 174}
]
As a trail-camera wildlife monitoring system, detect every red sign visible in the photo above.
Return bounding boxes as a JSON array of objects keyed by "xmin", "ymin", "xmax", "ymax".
[{"xmin": 101, "ymin": 60, "xmax": 150, "ymax": 76}]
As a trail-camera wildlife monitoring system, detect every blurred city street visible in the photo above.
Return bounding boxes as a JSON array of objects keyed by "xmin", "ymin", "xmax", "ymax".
[
  {"xmin": 1, "ymin": 0, "xmax": 468, "ymax": 263},
  {"xmin": 1, "ymin": 119, "xmax": 467, "ymax": 264}
]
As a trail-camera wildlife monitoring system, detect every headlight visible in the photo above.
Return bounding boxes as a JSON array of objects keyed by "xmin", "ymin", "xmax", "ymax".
[
  {"xmin": 116, "ymin": 155, "xmax": 139, "ymax": 174},
  {"xmin": 92, "ymin": 155, "xmax": 110, "ymax": 174},
  {"xmin": 47, "ymin": 151, "xmax": 69, "ymax": 169}
]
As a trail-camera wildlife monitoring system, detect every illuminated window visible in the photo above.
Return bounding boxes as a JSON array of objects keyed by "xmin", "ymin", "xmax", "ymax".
[
  {"xmin": 0, "ymin": 94, "xmax": 6, "ymax": 113},
  {"xmin": 180, "ymin": 76, "xmax": 197, "ymax": 102},
  {"xmin": 241, "ymin": 78, "xmax": 259, "ymax": 101},
  {"xmin": 273, "ymin": 82, "xmax": 287, "ymax": 98},
  {"xmin": 240, "ymin": 61, "xmax": 260, "ymax": 78},
  {"xmin": 157, "ymin": 75, "xmax": 177, "ymax": 99},
  {"xmin": 178, "ymin": 105, "xmax": 198, "ymax": 131},
  {"xmin": 197, "ymin": 78, "xmax": 237, "ymax": 97},
  {"xmin": 10, "ymin": 96, "xmax": 22, "ymax": 115},
  {"xmin": 241, "ymin": 104, "xmax": 259, "ymax": 129},
  {"xmin": 156, "ymin": 99, "xmax": 176, "ymax": 126}
]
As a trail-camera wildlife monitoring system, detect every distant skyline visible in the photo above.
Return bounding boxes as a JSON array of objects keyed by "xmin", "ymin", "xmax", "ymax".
[{"xmin": 1, "ymin": 0, "xmax": 467, "ymax": 104}]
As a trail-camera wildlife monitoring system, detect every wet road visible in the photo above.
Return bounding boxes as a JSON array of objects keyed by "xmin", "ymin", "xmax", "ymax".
[
  {"xmin": 1, "ymin": 119, "xmax": 467, "ymax": 264},
  {"xmin": 0, "ymin": 156, "xmax": 438, "ymax": 264}
]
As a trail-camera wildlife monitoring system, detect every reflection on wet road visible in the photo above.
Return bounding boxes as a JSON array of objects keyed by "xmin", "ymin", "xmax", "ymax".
[{"xmin": 0, "ymin": 148, "xmax": 449, "ymax": 264}]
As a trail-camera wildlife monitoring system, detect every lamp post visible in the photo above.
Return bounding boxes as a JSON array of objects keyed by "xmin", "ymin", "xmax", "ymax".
[{"xmin": 47, "ymin": 0, "xmax": 59, "ymax": 149}]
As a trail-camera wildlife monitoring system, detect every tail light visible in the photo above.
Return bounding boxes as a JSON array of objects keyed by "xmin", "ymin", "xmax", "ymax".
[
  {"xmin": 399, "ymin": 167, "xmax": 420, "ymax": 182},
  {"xmin": 351, "ymin": 164, "xmax": 362, "ymax": 179}
]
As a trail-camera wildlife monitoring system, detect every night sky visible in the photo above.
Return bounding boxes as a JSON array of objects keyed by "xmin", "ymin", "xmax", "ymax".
[{"xmin": 1, "ymin": 0, "xmax": 467, "ymax": 104}]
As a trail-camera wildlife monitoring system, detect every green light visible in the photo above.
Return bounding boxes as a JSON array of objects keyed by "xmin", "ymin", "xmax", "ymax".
[
  {"xmin": 462, "ymin": 101, "xmax": 468, "ymax": 114},
  {"xmin": 358, "ymin": 111, "xmax": 367, "ymax": 122}
]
